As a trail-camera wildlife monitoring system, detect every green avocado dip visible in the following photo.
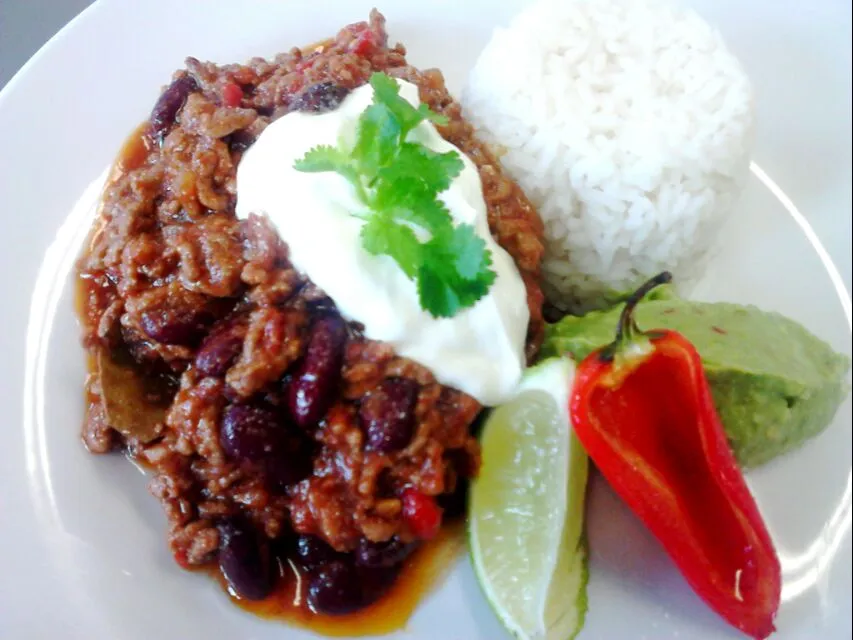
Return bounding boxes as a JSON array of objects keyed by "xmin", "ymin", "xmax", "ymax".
[{"xmin": 542, "ymin": 295, "xmax": 851, "ymax": 468}]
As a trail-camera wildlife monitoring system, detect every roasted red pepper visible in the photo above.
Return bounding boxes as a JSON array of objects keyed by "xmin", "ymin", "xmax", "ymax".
[{"xmin": 569, "ymin": 272, "xmax": 782, "ymax": 639}]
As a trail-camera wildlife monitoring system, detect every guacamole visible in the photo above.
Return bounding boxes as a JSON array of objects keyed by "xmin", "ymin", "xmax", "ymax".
[{"xmin": 543, "ymin": 298, "xmax": 851, "ymax": 468}]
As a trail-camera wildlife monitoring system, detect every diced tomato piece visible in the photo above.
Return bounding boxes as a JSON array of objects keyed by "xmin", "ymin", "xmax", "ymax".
[
  {"xmin": 351, "ymin": 31, "xmax": 376, "ymax": 57},
  {"xmin": 222, "ymin": 82, "xmax": 244, "ymax": 108},
  {"xmin": 174, "ymin": 549, "xmax": 191, "ymax": 570},
  {"xmin": 401, "ymin": 489, "xmax": 442, "ymax": 540}
]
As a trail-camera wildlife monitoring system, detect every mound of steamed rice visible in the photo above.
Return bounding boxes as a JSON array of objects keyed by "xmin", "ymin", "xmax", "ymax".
[{"xmin": 462, "ymin": 0, "xmax": 754, "ymax": 312}]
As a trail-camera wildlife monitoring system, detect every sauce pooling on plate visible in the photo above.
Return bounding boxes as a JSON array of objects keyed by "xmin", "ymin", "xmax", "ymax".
[
  {"xmin": 211, "ymin": 523, "xmax": 465, "ymax": 637},
  {"xmin": 236, "ymin": 79, "xmax": 529, "ymax": 406}
]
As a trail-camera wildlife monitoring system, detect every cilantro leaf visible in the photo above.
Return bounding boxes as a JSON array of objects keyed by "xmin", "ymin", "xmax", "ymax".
[
  {"xmin": 293, "ymin": 144, "xmax": 351, "ymax": 174},
  {"xmin": 293, "ymin": 71, "xmax": 497, "ymax": 318},
  {"xmin": 372, "ymin": 177, "xmax": 454, "ymax": 235},
  {"xmin": 368, "ymin": 73, "xmax": 426, "ymax": 135},
  {"xmin": 445, "ymin": 223, "xmax": 496, "ymax": 283},
  {"xmin": 416, "ymin": 224, "xmax": 497, "ymax": 317},
  {"xmin": 416, "ymin": 265, "xmax": 463, "ymax": 319},
  {"xmin": 360, "ymin": 214, "xmax": 422, "ymax": 278},
  {"xmin": 368, "ymin": 72, "xmax": 448, "ymax": 135},
  {"xmin": 353, "ymin": 103, "xmax": 401, "ymax": 179},
  {"xmin": 379, "ymin": 143, "xmax": 464, "ymax": 193},
  {"xmin": 368, "ymin": 72, "xmax": 404, "ymax": 105},
  {"xmin": 293, "ymin": 144, "xmax": 361, "ymax": 196}
]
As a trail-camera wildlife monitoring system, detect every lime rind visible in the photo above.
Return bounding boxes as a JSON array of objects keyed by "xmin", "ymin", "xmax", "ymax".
[{"xmin": 545, "ymin": 430, "xmax": 589, "ymax": 640}]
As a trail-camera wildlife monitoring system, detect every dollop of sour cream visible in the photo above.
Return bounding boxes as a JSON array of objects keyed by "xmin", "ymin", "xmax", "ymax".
[{"xmin": 236, "ymin": 79, "xmax": 528, "ymax": 406}]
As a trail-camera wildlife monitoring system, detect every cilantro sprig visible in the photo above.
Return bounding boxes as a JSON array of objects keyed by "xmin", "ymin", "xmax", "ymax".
[{"xmin": 293, "ymin": 72, "xmax": 496, "ymax": 318}]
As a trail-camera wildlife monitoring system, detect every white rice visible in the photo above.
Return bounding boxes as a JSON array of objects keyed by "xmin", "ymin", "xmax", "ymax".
[{"xmin": 462, "ymin": 0, "xmax": 754, "ymax": 311}]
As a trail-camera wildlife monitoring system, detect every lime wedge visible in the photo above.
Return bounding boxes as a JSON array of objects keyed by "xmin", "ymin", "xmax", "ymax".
[{"xmin": 468, "ymin": 357, "xmax": 589, "ymax": 640}]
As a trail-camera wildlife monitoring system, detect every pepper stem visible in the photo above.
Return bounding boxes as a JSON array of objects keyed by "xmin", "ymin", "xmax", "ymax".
[{"xmin": 614, "ymin": 271, "xmax": 673, "ymax": 345}]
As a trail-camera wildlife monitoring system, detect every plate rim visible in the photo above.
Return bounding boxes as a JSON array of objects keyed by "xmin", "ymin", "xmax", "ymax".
[{"xmin": 1, "ymin": 2, "xmax": 850, "ymax": 639}]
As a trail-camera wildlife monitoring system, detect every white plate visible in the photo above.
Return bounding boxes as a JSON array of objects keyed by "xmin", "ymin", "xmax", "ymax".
[{"xmin": 0, "ymin": 1, "xmax": 850, "ymax": 639}]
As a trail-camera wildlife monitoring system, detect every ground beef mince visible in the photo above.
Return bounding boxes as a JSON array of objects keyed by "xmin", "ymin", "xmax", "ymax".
[{"xmin": 77, "ymin": 10, "xmax": 545, "ymax": 614}]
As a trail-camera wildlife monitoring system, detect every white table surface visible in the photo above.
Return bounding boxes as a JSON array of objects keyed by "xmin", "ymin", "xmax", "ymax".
[{"xmin": 0, "ymin": 0, "xmax": 850, "ymax": 292}]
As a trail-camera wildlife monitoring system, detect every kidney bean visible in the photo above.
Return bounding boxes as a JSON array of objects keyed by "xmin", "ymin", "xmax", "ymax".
[
  {"xmin": 286, "ymin": 315, "xmax": 347, "ymax": 429},
  {"xmin": 263, "ymin": 448, "xmax": 313, "ymax": 493},
  {"xmin": 269, "ymin": 530, "xmax": 296, "ymax": 560},
  {"xmin": 294, "ymin": 535, "xmax": 345, "ymax": 569},
  {"xmin": 359, "ymin": 565, "xmax": 402, "ymax": 606},
  {"xmin": 140, "ymin": 305, "xmax": 213, "ymax": 346},
  {"xmin": 359, "ymin": 378, "xmax": 419, "ymax": 453},
  {"xmin": 354, "ymin": 537, "xmax": 417, "ymax": 569},
  {"xmin": 290, "ymin": 82, "xmax": 351, "ymax": 113},
  {"xmin": 302, "ymin": 545, "xmax": 404, "ymax": 614},
  {"xmin": 195, "ymin": 317, "xmax": 247, "ymax": 377},
  {"xmin": 150, "ymin": 74, "xmax": 198, "ymax": 141},
  {"xmin": 306, "ymin": 560, "xmax": 364, "ymax": 615},
  {"xmin": 225, "ymin": 129, "xmax": 256, "ymax": 154},
  {"xmin": 217, "ymin": 517, "xmax": 273, "ymax": 601},
  {"xmin": 220, "ymin": 404, "xmax": 286, "ymax": 463}
]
